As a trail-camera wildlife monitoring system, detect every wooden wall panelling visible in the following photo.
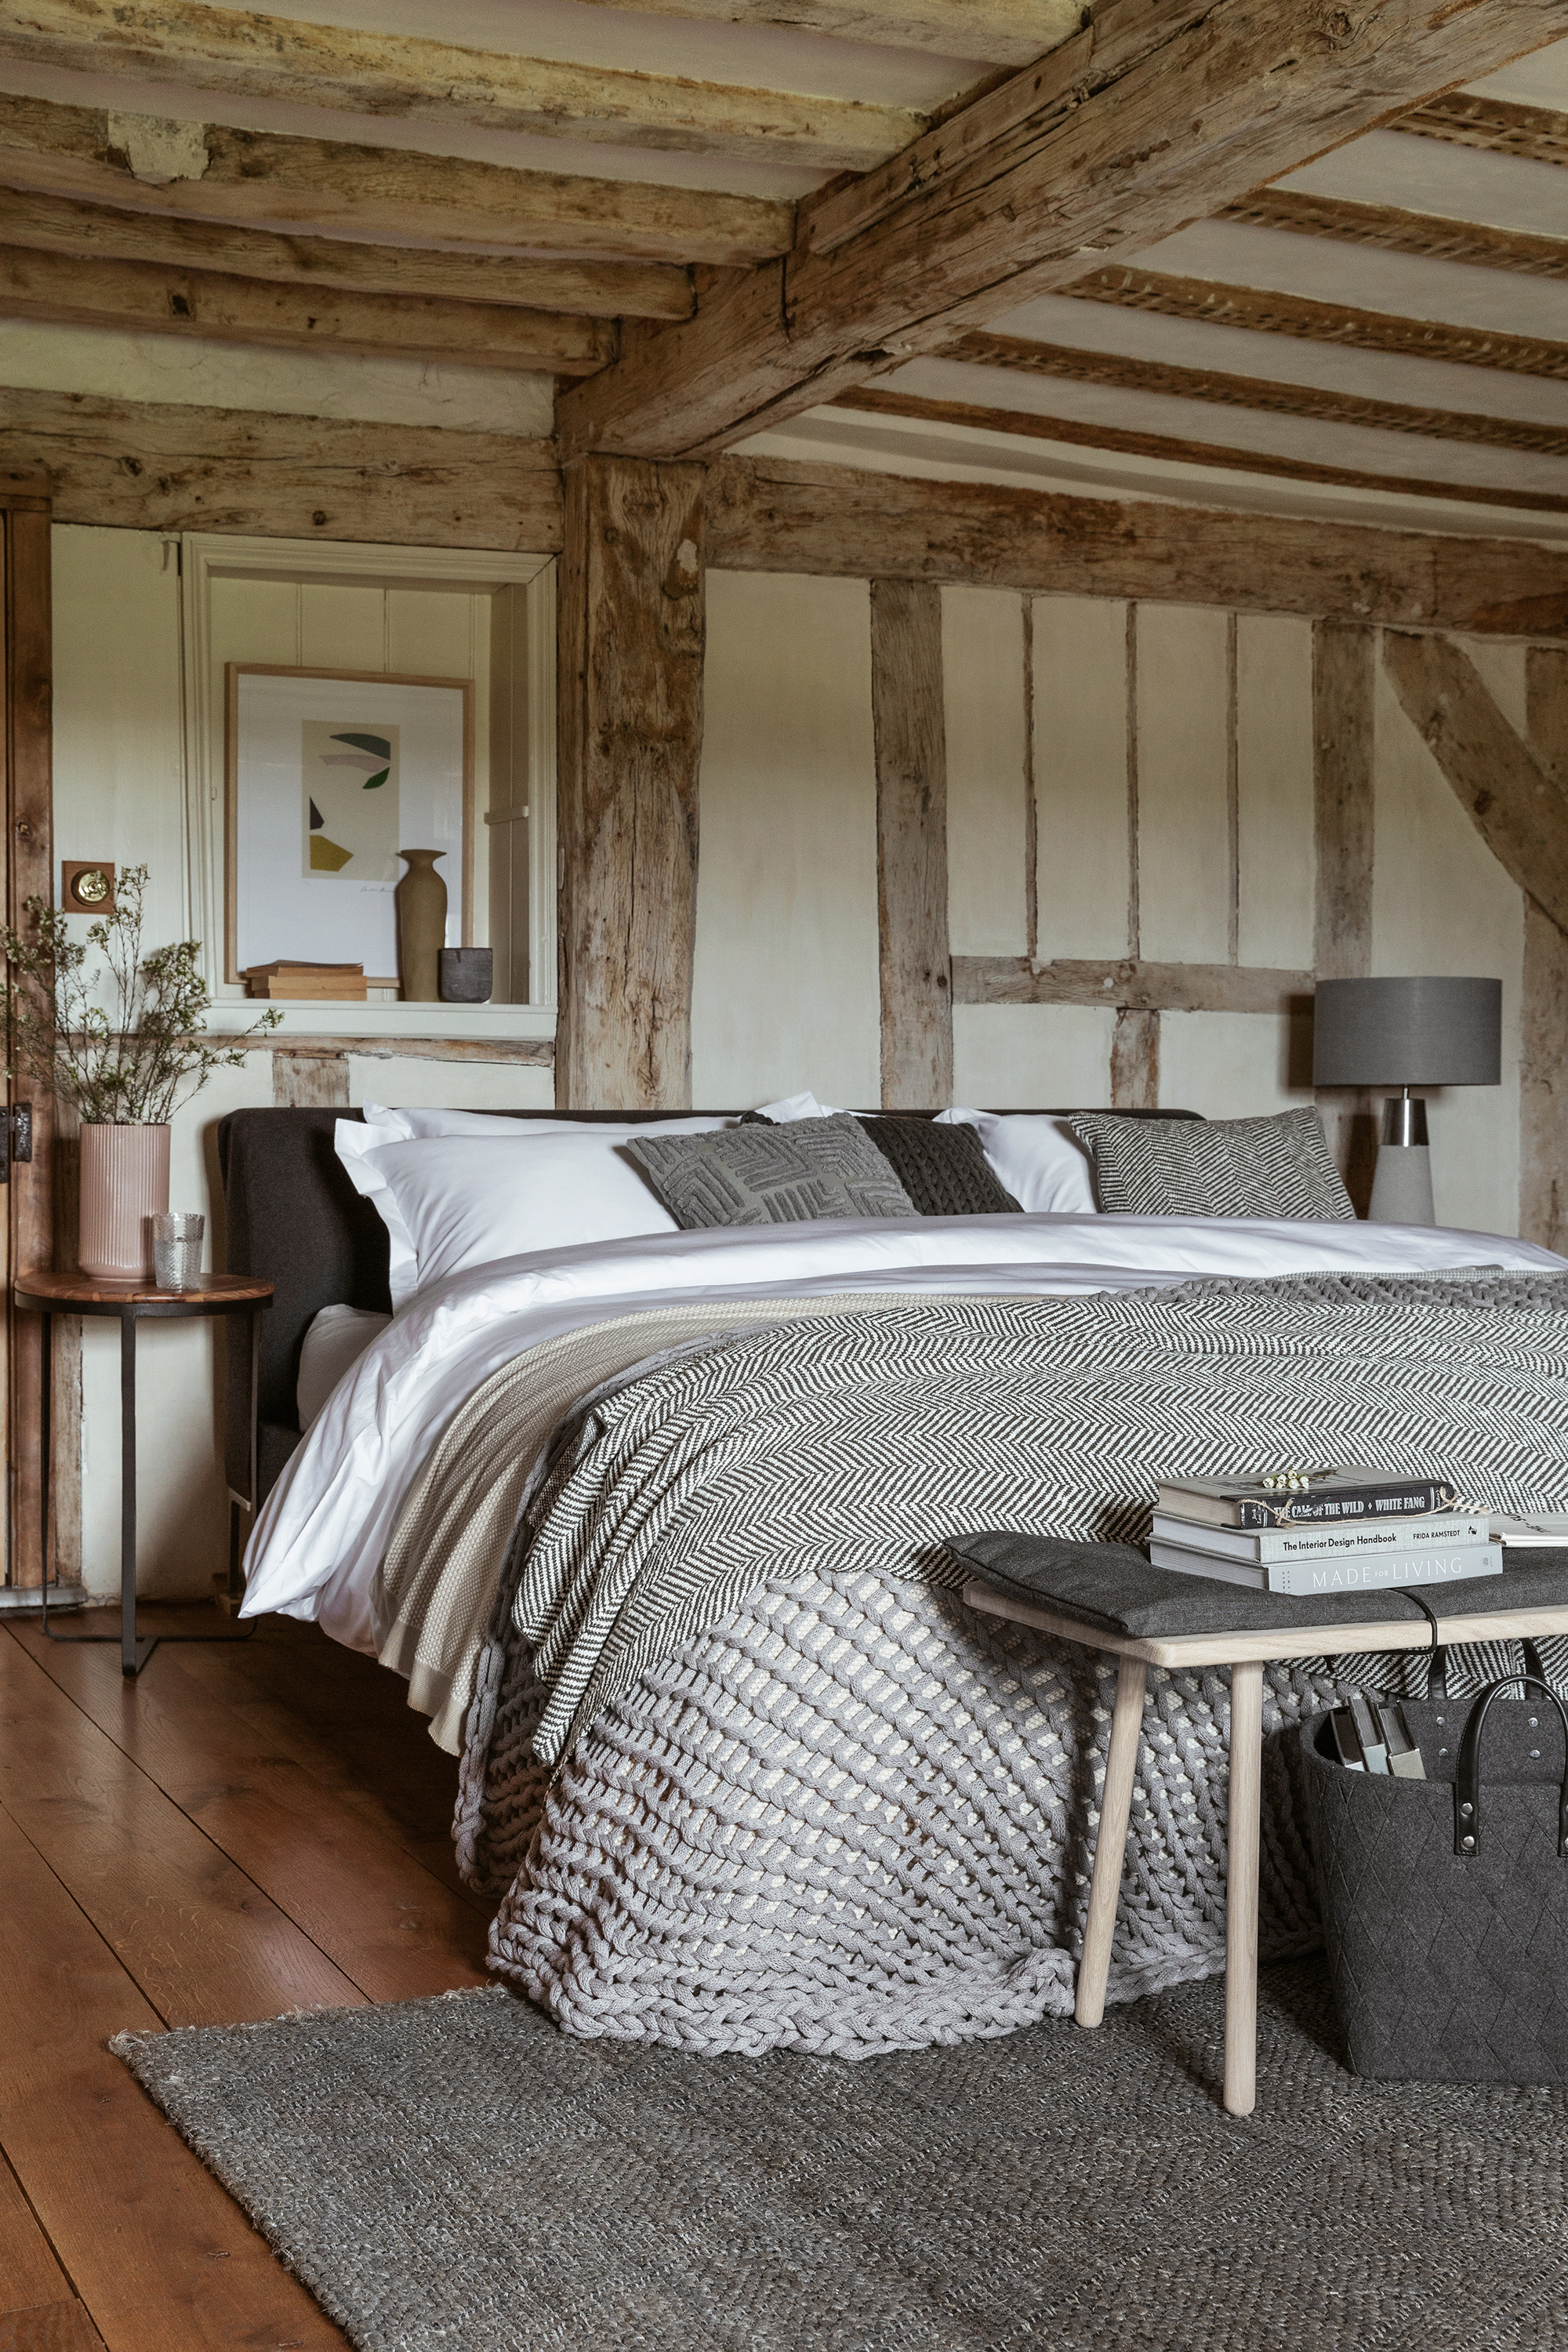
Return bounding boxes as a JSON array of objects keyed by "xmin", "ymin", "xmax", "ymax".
[
  {"xmin": 1312, "ymin": 622, "xmax": 1376, "ymax": 1208},
  {"xmin": 950, "ymin": 957, "xmax": 1312, "ymax": 1014},
  {"xmin": 1031, "ymin": 596, "xmax": 1130, "ymax": 961},
  {"xmin": 1134, "ymin": 604, "xmax": 1231, "ymax": 967},
  {"xmin": 1517, "ymin": 649, "xmax": 1568, "ymax": 1253},
  {"xmin": 5, "ymin": 498, "xmax": 53, "ymax": 1590},
  {"xmin": 556, "ymin": 456, "xmax": 706, "ymax": 1109},
  {"xmin": 707, "ymin": 459, "xmax": 1568, "ymax": 641},
  {"xmin": 870, "ymin": 580, "xmax": 951, "ymax": 1107},
  {"xmin": 1110, "ymin": 1008, "xmax": 1160, "ymax": 1112},
  {"xmin": 940, "ymin": 587, "xmax": 1028, "ymax": 960}
]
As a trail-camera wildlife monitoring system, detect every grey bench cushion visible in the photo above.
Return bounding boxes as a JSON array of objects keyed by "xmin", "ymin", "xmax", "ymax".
[{"xmin": 949, "ymin": 1530, "xmax": 1568, "ymax": 1642}]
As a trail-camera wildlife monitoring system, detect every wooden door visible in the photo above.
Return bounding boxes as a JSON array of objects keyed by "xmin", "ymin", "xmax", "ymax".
[{"xmin": 2, "ymin": 472, "xmax": 54, "ymax": 1589}]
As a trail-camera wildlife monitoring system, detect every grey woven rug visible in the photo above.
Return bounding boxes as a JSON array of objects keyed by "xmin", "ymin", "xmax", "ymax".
[{"xmin": 117, "ymin": 1965, "xmax": 1568, "ymax": 2352}]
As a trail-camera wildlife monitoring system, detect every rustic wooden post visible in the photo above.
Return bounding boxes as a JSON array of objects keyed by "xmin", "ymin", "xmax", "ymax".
[
  {"xmin": 556, "ymin": 455, "xmax": 706, "ymax": 1109},
  {"xmin": 1312, "ymin": 622, "xmax": 1376, "ymax": 1210},
  {"xmin": 1110, "ymin": 1009, "xmax": 1160, "ymax": 1111},
  {"xmin": 870, "ymin": 579, "xmax": 952, "ymax": 1108},
  {"xmin": 1523, "ymin": 650, "xmax": 1568, "ymax": 1253}
]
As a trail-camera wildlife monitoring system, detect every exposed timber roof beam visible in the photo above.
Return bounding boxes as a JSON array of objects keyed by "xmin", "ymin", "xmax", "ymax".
[
  {"xmin": 1393, "ymin": 92, "xmax": 1568, "ymax": 169},
  {"xmin": 829, "ymin": 384, "xmax": 1568, "ymax": 520},
  {"xmin": 556, "ymin": 0, "xmax": 1568, "ymax": 460},
  {"xmin": 0, "ymin": 244, "xmax": 618, "ymax": 372},
  {"xmin": 0, "ymin": 0, "xmax": 928, "ymax": 172},
  {"xmin": 940, "ymin": 332, "xmax": 1568, "ymax": 460},
  {"xmin": 0, "ymin": 186, "xmax": 695, "ymax": 317},
  {"xmin": 1218, "ymin": 189, "xmax": 1568, "ymax": 283},
  {"xmin": 557, "ymin": 0, "xmax": 1084, "ymax": 69},
  {"xmin": 0, "ymin": 91, "xmax": 794, "ymax": 264},
  {"xmin": 1062, "ymin": 268, "xmax": 1568, "ymax": 383}
]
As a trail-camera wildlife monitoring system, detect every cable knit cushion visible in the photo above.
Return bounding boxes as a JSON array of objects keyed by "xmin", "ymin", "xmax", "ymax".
[
  {"xmin": 1069, "ymin": 1107, "xmax": 1355, "ymax": 1221},
  {"xmin": 858, "ymin": 1116, "xmax": 1022, "ymax": 1217},
  {"xmin": 626, "ymin": 1114, "xmax": 918, "ymax": 1229}
]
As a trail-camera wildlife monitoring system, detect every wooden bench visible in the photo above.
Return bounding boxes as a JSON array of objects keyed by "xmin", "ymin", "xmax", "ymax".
[{"xmin": 964, "ymin": 1578, "xmax": 1568, "ymax": 2116}]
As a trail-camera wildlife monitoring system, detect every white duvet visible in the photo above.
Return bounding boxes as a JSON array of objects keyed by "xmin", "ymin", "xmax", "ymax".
[{"xmin": 241, "ymin": 1211, "xmax": 1567, "ymax": 1657}]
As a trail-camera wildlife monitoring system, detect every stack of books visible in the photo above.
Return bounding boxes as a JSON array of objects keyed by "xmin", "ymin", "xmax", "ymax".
[
  {"xmin": 1150, "ymin": 1467, "xmax": 1500, "ymax": 1595},
  {"xmin": 244, "ymin": 960, "xmax": 368, "ymax": 1001},
  {"xmin": 1329, "ymin": 1693, "xmax": 1426, "ymax": 1777}
]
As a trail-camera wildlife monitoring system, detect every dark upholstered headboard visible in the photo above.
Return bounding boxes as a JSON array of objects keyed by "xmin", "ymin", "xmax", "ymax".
[{"xmin": 218, "ymin": 1103, "xmax": 1200, "ymax": 1506}]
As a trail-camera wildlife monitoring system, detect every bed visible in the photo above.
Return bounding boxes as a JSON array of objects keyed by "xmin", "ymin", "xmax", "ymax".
[{"xmin": 220, "ymin": 1103, "xmax": 1568, "ymax": 2057}]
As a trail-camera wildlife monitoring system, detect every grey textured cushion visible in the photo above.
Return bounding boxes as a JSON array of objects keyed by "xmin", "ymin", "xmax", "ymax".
[
  {"xmin": 1069, "ymin": 1106, "xmax": 1355, "ymax": 1221},
  {"xmin": 858, "ymin": 1118, "xmax": 1022, "ymax": 1217},
  {"xmin": 626, "ymin": 1114, "xmax": 919, "ymax": 1229},
  {"xmin": 950, "ymin": 1530, "xmax": 1568, "ymax": 1638}
]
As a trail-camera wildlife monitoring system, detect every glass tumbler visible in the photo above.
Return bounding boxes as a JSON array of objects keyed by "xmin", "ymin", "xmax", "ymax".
[{"xmin": 152, "ymin": 1211, "xmax": 205, "ymax": 1292}]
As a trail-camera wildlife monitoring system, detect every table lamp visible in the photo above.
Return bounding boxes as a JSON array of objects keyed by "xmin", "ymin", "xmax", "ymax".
[{"xmin": 1312, "ymin": 975, "xmax": 1501, "ymax": 1225}]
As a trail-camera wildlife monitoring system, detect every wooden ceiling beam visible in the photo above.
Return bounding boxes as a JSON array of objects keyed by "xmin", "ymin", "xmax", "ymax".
[
  {"xmin": 559, "ymin": 0, "xmax": 1082, "ymax": 69},
  {"xmin": 1219, "ymin": 189, "xmax": 1568, "ymax": 283},
  {"xmin": 0, "ymin": 383, "xmax": 563, "ymax": 548},
  {"xmin": 942, "ymin": 332, "xmax": 1568, "ymax": 459},
  {"xmin": 0, "ymin": 91, "xmax": 794, "ymax": 265},
  {"xmin": 0, "ymin": 243, "xmax": 617, "ymax": 372},
  {"xmin": 0, "ymin": 0, "xmax": 927, "ymax": 172},
  {"xmin": 1064, "ymin": 267, "xmax": 1568, "ymax": 383},
  {"xmin": 557, "ymin": 0, "xmax": 1568, "ymax": 459},
  {"xmin": 829, "ymin": 383, "xmax": 1568, "ymax": 519},
  {"xmin": 706, "ymin": 452, "xmax": 1568, "ymax": 634},
  {"xmin": 1393, "ymin": 92, "xmax": 1568, "ymax": 169},
  {"xmin": 0, "ymin": 185, "xmax": 695, "ymax": 318}
]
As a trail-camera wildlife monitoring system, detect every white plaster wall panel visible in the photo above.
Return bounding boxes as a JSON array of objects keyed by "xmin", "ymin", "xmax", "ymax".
[
  {"xmin": 692, "ymin": 572, "xmax": 879, "ymax": 1111},
  {"xmin": 1136, "ymin": 602, "xmax": 1232, "ymax": 966},
  {"xmin": 78, "ymin": 1054, "xmax": 275, "ymax": 1599},
  {"xmin": 942, "ymin": 586, "xmax": 1028, "ymax": 957},
  {"xmin": 1457, "ymin": 637, "xmax": 1528, "ymax": 735},
  {"xmin": 1372, "ymin": 655, "xmax": 1524, "ymax": 1240},
  {"xmin": 952, "ymin": 1004, "xmax": 1116, "ymax": 1109},
  {"xmin": 1160, "ymin": 1011, "xmax": 1315, "ymax": 1123},
  {"xmin": 299, "ymin": 580, "xmax": 386, "ymax": 673},
  {"xmin": 51, "ymin": 528, "xmax": 187, "ymax": 943},
  {"xmin": 346, "ymin": 1056, "xmax": 554, "ymax": 1110},
  {"xmin": 1235, "ymin": 614, "xmax": 1315, "ymax": 972},
  {"xmin": 1032, "ymin": 595, "xmax": 1129, "ymax": 960}
]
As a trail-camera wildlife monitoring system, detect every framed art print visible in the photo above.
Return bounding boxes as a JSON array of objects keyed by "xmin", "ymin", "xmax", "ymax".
[{"xmin": 224, "ymin": 664, "xmax": 474, "ymax": 987}]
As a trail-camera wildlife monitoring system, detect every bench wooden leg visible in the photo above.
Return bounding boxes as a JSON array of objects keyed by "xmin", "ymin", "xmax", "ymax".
[
  {"xmin": 1076, "ymin": 1654, "xmax": 1147, "ymax": 2029},
  {"xmin": 1224, "ymin": 1658, "xmax": 1263, "ymax": 2116}
]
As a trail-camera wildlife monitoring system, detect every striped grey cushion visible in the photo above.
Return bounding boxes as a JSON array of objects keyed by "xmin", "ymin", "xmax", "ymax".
[
  {"xmin": 1069, "ymin": 1107, "xmax": 1355, "ymax": 1221},
  {"xmin": 627, "ymin": 1113, "xmax": 918, "ymax": 1229}
]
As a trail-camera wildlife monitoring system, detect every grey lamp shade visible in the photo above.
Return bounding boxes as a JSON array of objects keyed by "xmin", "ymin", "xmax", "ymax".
[{"xmin": 1312, "ymin": 975, "xmax": 1501, "ymax": 1088}]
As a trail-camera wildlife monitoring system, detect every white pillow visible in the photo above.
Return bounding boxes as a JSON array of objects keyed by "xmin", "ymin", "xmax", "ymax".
[
  {"xmin": 935, "ymin": 1109, "xmax": 1098, "ymax": 1214},
  {"xmin": 297, "ymin": 1303, "xmax": 392, "ymax": 1426},
  {"xmin": 756, "ymin": 1091, "xmax": 841, "ymax": 1120},
  {"xmin": 361, "ymin": 1102, "xmax": 733, "ymax": 1140},
  {"xmin": 335, "ymin": 1124, "xmax": 687, "ymax": 1307}
]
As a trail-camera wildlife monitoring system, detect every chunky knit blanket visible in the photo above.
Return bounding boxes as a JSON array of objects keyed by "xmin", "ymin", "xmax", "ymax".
[{"xmin": 455, "ymin": 1268, "xmax": 1568, "ymax": 2057}]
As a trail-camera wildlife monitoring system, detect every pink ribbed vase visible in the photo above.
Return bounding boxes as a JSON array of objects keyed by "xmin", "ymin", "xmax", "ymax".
[{"xmin": 78, "ymin": 1123, "xmax": 170, "ymax": 1281}]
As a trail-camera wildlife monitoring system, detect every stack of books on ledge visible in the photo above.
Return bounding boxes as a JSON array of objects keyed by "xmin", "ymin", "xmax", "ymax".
[
  {"xmin": 244, "ymin": 960, "xmax": 368, "ymax": 1001},
  {"xmin": 1150, "ymin": 1468, "xmax": 1500, "ymax": 1595}
]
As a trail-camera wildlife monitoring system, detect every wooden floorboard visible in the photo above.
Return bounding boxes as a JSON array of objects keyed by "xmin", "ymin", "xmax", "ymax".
[
  {"xmin": 0, "ymin": 1799, "xmax": 349, "ymax": 2351},
  {"xmin": 0, "ymin": 1602, "xmax": 491, "ymax": 2347}
]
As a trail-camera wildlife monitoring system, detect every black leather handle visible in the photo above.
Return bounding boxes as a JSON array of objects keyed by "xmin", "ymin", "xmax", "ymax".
[{"xmin": 1454, "ymin": 1676, "xmax": 1568, "ymax": 1859}]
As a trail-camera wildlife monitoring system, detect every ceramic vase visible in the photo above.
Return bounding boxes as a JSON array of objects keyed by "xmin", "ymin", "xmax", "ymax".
[
  {"xmin": 395, "ymin": 848, "xmax": 447, "ymax": 1004},
  {"xmin": 79, "ymin": 1123, "xmax": 170, "ymax": 1282}
]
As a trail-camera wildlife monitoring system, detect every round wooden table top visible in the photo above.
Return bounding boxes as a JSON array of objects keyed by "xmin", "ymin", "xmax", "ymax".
[{"xmin": 14, "ymin": 1269, "xmax": 274, "ymax": 1311}]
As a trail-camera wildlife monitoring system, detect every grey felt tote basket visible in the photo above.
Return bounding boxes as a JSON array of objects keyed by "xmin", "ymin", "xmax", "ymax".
[{"xmin": 1301, "ymin": 1676, "xmax": 1568, "ymax": 2084}]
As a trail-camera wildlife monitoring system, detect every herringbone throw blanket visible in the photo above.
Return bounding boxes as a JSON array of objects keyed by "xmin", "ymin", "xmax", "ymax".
[{"xmin": 452, "ymin": 1269, "xmax": 1568, "ymax": 2056}]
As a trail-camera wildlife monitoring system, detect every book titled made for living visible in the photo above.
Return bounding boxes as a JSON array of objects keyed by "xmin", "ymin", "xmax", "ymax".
[{"xmin": 1148, "ymin": 1537, "xmax": 1499, "ymax": 1596}]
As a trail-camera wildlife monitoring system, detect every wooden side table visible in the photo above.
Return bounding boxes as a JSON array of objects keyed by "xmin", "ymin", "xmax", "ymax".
[
  {"xmin": 14, "ymin": 1271, "xmax": 274, "ymax": 1679},
  {"xmin": 965, "ymin": 1578, "xmax": 1568, "ymax": 2116}
]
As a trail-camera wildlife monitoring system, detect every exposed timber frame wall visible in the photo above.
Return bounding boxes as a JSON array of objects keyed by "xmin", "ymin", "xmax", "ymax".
[
  {"xmin": 556, "ymin": 454, "xmax": 706, "ymax": 1109},
  {"xmin": 3, "ymin": 474, "xmax": 55, "ymax": 1591}
]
